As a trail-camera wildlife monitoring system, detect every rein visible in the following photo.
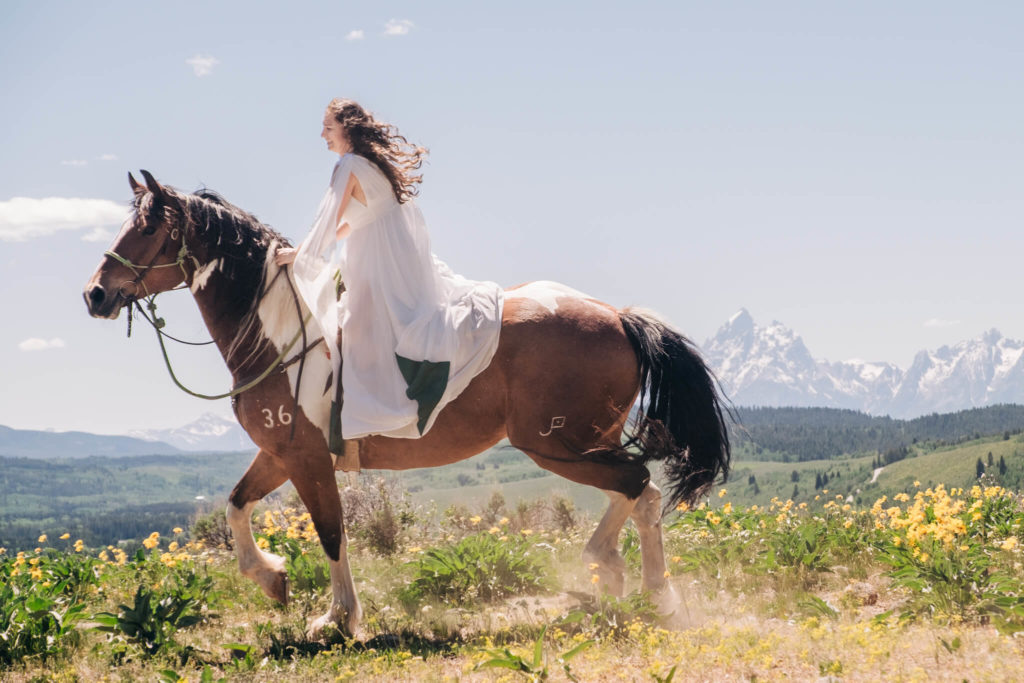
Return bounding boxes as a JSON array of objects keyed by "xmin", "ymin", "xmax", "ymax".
[{"xmin": 130, "ymin": 293, "xmax": 315, "ymax": 401}]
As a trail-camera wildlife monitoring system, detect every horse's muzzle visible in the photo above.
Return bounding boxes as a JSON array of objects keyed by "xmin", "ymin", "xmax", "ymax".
[{"xmin": 83, "ymin": 284, "xmax": 123, "ymax": 320}]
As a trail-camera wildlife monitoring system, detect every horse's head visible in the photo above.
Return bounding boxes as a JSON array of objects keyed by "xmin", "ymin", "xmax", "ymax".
[{"xmin": 83, "ymin": 170, "xmax": 195, "ymax": 319}]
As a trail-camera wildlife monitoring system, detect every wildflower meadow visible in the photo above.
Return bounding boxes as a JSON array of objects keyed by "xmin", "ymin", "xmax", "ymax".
[{"xmin": 2, "ymin": 480, "xmax": 1024, "ymax": 681}]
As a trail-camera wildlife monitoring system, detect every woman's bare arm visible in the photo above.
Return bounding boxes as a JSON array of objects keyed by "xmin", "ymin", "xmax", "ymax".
[{"xmin": 334, "ymin": 171, "xmax": 367, "ymax": 240}]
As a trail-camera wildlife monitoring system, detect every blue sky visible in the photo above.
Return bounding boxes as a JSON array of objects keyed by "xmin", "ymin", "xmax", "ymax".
[{"xmin": 1, "ymin": 1, "xmax": 1022, "ymax": 433}]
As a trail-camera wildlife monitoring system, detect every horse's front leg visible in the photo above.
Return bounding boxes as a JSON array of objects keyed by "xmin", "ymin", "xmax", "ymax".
[
  {"xmin": 287, "ymin": 448, "xmax": 363, "ymax": 639},
  {"xmin": 227, "ymin": 449, "xmax": 290, "ymax": 604}
]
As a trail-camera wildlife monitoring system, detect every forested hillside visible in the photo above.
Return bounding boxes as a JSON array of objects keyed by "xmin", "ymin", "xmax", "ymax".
[
  {"xmin": 0, "ymin": 452, "xmax": 252, "ymax": 550},
  {"xmin": 732, "ymin": 404, "xmax": 1024, "ymax": 461}
]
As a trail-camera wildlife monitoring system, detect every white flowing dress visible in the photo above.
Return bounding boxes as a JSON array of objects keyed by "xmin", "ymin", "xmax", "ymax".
[{"xmin": 292, "ymin": 153, "xmax": 504, "ymax": 439}]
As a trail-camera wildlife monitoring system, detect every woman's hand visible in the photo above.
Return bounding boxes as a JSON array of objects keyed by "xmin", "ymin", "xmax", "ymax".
[{"xmin": 275, "ymin": 247, "xmax": 297, "ymax": 266}]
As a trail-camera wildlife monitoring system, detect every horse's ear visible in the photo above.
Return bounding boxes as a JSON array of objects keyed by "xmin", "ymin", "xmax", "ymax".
[
  {"xmin": 128, "ymin": 172, "xmax": 145, "ymax": 195},
  {"xmin": 139, "ymin": 169, "xmax": 165, "ymax": 197}
]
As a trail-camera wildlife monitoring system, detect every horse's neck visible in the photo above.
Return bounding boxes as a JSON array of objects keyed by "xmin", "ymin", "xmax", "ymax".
[{"xmin": 190, "ymin": 240, "xmax": 306, "ymax": 379}]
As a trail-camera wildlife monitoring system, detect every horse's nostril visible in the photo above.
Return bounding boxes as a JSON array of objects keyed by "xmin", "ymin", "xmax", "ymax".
[{"xmin": 88, "ymin": 286, "xmax": 106, "ymax": 306}]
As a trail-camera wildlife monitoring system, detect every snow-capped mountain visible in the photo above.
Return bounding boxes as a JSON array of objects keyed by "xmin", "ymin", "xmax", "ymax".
[
  {"xmin": 704, "ymin": 310, "xmax": 1024, "ymax": 418},
  {"xmin": 128, "ymin": 413, "xmax": 254, "ymax": 452}
]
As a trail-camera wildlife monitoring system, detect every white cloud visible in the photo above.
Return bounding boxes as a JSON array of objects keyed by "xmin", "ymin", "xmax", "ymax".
[
  {"xmin": 98, "ymin": 153, "xmax": 118, "ymax": 161},
  {"xmin": 186, "ymin": 54, "xmax": 220, "ymax": 77},
  {"xmin": 924, "ymin": 318, "xmax": 961, "ymax": 328},
  {"xmin": 383, "ymin": 19, "xmax": 413, "ymax": 36},
  {"xmin": 19, "ymin": 338, "xmax": 66, "ymax": 352},
  {"xmin": 81, "ymin": 226, "xmax": 115, "ymax": 243},
  {"xmin": 346, "ymin": 29, "xmax": 364, "ymax": 41},
  {"xmin": 61, "ymin": 159, "xmax": 87, "ymax": 167},
  {"xmin": 0, "ymin": 197, "xmax": 128, "ymax": 242}
]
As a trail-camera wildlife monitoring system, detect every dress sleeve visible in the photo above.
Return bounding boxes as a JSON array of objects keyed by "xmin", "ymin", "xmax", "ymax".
[{"xmin": 291, "ymin": 157, "xmax": 352, "ymax": 373}]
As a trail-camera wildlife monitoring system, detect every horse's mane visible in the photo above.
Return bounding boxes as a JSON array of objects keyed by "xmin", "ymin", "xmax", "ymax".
[{"xmin": 133, "ymin": 187, "xmax": 293, "ymax": 367}]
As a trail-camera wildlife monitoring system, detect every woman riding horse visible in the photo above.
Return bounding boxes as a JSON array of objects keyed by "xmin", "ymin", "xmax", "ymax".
[{"xmin": 82, "ymin": 109, "xmax": 730, "ymax": 636}]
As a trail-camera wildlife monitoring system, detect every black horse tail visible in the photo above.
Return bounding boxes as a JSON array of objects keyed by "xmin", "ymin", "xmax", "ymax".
[{"xmin": 618, "ymin": 308, "xmax": 732, "ymax": 510}]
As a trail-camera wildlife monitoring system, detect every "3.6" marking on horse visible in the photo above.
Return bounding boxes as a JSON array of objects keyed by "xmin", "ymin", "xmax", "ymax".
[{"xmin": 262, "ymin": 406, "xmax": 293, "ymax": 428}]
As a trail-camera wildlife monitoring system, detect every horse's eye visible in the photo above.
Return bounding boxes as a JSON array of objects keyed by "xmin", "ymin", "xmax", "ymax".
[{"xmin": 141, "ymin": 224, "xmax": 157, "ymax": 236}]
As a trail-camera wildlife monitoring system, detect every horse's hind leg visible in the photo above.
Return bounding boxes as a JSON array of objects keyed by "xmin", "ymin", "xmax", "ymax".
[
  {"xmin": 286, "ymin": 452, "xmax": 362, "ymax": 639},
  {"xmin": 630, "ymin": 482, "xmax": 680, "ymax": 613},
  {"xmin": 227, "ymin": 449, "xmax": 290, "ymax": 605},
  {"xmin": 508, "ymin": 436, "xmax": 648, "ymax": 597},
  {"xmin": 583, "ymin": 491, "xmax": 638, "ymax": 597}
]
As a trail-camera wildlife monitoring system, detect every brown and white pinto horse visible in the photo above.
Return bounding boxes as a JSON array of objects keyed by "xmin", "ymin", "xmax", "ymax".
[{"xmin": 83, "ymin": 171, "xmax": 730, "ymax": 637}]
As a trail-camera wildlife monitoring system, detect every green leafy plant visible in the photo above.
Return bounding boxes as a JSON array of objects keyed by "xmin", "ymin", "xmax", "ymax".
[
  {"xmin": 556, "ymin": 592, "xmax": 659, "ymax": 641},
  {"xmin": 0, "ymin": 550, "xmax": 91, "ymax": 665},
  {"xmin": 477, "ymin": 625, "xmax": 594, "ymax": 681},
  {"xmin": 399, "ymin": 532, "xmax": 552, "ymax": 607},
  {"xmin": 94, "ymin": 571, "xmax": 215, "ymax": 656}
]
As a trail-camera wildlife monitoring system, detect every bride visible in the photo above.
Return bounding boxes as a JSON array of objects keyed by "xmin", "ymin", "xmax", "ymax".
[{"xmin": 275, "ymin": 99, "xmax": 503, "ymax": 449}]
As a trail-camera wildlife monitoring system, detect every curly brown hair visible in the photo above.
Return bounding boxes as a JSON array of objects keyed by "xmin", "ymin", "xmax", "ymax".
[{"xmin": 326, "ymin": 98, "xmax": 427, "ymax": 203}]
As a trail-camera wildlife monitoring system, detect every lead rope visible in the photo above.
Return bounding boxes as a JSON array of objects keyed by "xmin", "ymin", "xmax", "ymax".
[{"xmin": 133, "ymin": 293, "xmax": 311, "ymax": 401}]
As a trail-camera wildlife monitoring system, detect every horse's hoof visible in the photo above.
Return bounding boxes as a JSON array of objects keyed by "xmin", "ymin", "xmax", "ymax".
[
  {"xmin": 651, "ymin": 581, "xmax": 681, "ymax": 616},
  {"xmin": 308, "ymin": 612, "xmax": 338, "ymax": 640},
  {"xmin": 308, "ymin": 607, "xmax": 363, "ymax": 641},
  {"xmin": 269, "ymin": 570, "xmax": 289, "ymax": 607}
]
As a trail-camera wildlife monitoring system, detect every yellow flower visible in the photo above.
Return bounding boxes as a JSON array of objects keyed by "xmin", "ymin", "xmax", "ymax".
[
  {"xmin": 499, "ymin": 517, "xmax": 510, "ymax": 526},
  {"xmin": 671, "ymin": 556, "xmax": 682, "ymax": 564},
  {"xmin": 469, "ymin": 515, "xmax": 482, "ymax": 525},
  {"xmin": 99, "ymin": 551, "xmax": 109, "ymax": 562},
  {"xmin": 718, "ymin": 488, "xmax": 727, "ymax": 498},
  {"xmin": 675, "ymin": 501, "xmax": 690, "ymax": 512},
  {"xmin": 1001, "ymin": 537, "xmax": 1018, "ymax": 551},
  {"xmin": 73, "ymin": 539, "xmax": 84, "ymax": 552},
  {"xmin": 30, "ymin": 567, "xmax": 43, "ymax": 581},
  {"xmin": 521, "ymin": 529, "xmax": 533, "ymax": 536},
  {"xmin": 173, "ymin": 527, "xmax": 183, "ymax": 535},
  {"xmin": 588, "ymin": 562, "xmax": 600, "ymax": 570},
  {"xmin": 37, "ymin": 534, "xmax": 47, "ymax": 543},
  {"xmin": 256, "ymin": 537, "xmax": 270, "ymax": 550},
  {"xmin": 59, "ymin": 533, "xmax": 70, "ymax": 540},
  {"xmin": 168, "ymin": 541, "xmax": 179, "ymax": 552},
  {"xmin": 663, "ymin": 570, "xmax": 671, "ymax": 578},
  {"xmin": 142, "ymin": 537, "xmax": 158, "ymax": 550},
  {"xmin": 408, "ymin": 546, "xmax": 422, "ymax": 553},
  {"xmin": 919, "ymin": 552, "xmax": 930, "ymax": 563},
  {"xmin": 488, "ymin": 526, "xmax": 501, "ymax": 535},
  {"xmin": 913, "ymin": 480, "xmax": 921, "ymax": 487},
  {"xmin": 843, "ymin": 520, "xmax": 853, "ymax": 529},
  {"xmin": 591, "ymin": 574, "xmax": 601, "ymax": 584},
  {"xmin": 722, "ymin": 502, "xmax": 733, "ymax": 515}
]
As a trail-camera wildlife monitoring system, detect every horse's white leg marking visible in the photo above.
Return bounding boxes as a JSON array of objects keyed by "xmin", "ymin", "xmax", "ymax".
[
  {"xmin": 630, "ymin": 482, "xmax": 680, "ymax": 614},
  {"xmin": 227, "ymin": 501, "xmax": 287, "ymax": 602},
  {"xmin": 308, "ymin": 531, "xmax": 364, "ymax": 638},
  {"xmin": 582, "ymin": 491, "xmax": 638, "ymax": 597}
]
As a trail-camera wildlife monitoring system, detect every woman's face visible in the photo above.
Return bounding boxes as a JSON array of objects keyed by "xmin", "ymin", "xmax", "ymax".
[{"xmin": 321, "ymin": 112, "xmax": 351, "ymax": 155}]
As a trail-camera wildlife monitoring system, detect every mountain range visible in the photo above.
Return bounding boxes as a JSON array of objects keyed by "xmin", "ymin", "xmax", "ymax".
[
  {"xmin": 0, "ymin": 414, "xmax": 253, "ymax": 458},
  {"xmin": 703, "ymin": 309, "xmax": 1024, "ymax": 418},
  {"xmin": 128, "ymin": 413, "xmax": 254, "ymax": 451},
  {"xmin": 0, "ymin": 424, "xmax": 183, "ymax": 459}
]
